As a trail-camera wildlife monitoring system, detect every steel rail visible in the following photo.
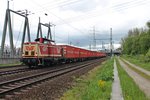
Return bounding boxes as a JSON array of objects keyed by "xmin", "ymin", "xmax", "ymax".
[{"xmin": 0, "ymin": 59, "xmax": 102, "ymax": 98}]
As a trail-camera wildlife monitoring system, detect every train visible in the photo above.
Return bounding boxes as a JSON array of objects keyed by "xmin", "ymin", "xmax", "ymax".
[{"xmin": 21, "ymin": 37, "xmax": 106, "ymax": 68}]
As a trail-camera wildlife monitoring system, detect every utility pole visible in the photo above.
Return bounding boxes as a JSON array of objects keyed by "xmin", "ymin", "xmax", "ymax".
[
  {"xmin": 68, "ymin": 32, "xmax": 69, "ymax": 45},
  {"xmin": 102, "ymin": 41, "xmax": 105, "ymax": 50},
  {"xmin": 0, "ymin": 0, "xmax": 33, "ymax": 57},
  {"xmin": 53, "ymin": 24, "xmax": 56, "ymax": 42},
  {"xmin": 21, "ymin": 9, "xmax": 31, "ymax": 52},
  {"xmin": 110, "ymin": 28, "xmax": 112, "ymax": 56},
  {"xmin": 37, "ymin": 17, "xmax": 43, "ymax": 38},
  {"xmin": 93, "ymin": 26, "xmax": 96, "ymax": 49},
  {"xmin": 89, "ymin": 41, "xmax": 91, "ymax": 50},
  {"xmin": 1, "ymin": 0, "xmax": 14, "ymax": 57}
]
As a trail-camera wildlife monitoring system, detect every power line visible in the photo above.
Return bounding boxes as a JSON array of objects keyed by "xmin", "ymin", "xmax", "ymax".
[
  {"xmin": 29, "ymin": 0, "xmax": 92, "ymax": 44},
  {"xmin": 30, "ymin": 0, "xmax": 87, "ymax": 33},
  {"xmin": 32, "ymin": 0, "xmax": 82, "ymax": 14},
  {"xmin": 54, "ymin": 0, "xmax": 150, "ymax": 25},
  {"xmin": 29, "ymin": 0, "xmax": 150, "ymax": 30},
  {"xmin": 42, "ymin": 0, "xmax": 82, "ymax": 9}
]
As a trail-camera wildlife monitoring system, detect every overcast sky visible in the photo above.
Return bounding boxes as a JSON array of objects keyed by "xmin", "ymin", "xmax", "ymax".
[{"xmin": 0, "ymin": 0, "xmax": 150, "ymax": 50}]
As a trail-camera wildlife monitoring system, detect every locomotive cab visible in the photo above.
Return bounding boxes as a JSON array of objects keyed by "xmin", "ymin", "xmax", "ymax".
[{"xmin": 21, "ymin": 38, "xmax": 58, "ymax": 68}]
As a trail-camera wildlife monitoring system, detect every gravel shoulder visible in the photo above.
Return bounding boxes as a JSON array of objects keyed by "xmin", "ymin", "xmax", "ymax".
[
  {"xmin": 122, "ymin": 58, "xmax": 150, "ymax": 76},
  {"xmin": 118, "ymin": 57, "xmax": 150, "ymax": 98}
]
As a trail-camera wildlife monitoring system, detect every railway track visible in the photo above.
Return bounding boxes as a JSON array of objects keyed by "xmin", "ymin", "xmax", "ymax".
[
  {"xmin": 0, "ymin": 65, "xmax": 23, "ymax": 69},
  {"xmin": 0, "ymin": 68, "xmax": 30, "ymax": 76},
  {"xmin": 0, "ymin": 59, "xmax": 101, "ymax": 98},
  {"xmin": 0, "ymin": 61, "xmax": 91, "ymax": 76}
]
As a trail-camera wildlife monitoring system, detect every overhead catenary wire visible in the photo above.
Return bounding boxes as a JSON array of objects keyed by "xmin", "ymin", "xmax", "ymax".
[
  {"xmin": 54, "ymin": 0, "xmax": 150, "ymax": 25},
  {"xmin": 27, "ymin": 0, "xmax": 93, "ymax": 48},
  {"xmin": 31, "ymin": 0, "xmax": 82, "ymax": 14},
  {"xmin": 29, "ymin": 0, "xmax": 90, "ymax": 37},
  {"xmin": 4, "ymin": 0, "xmax": 150, "ymax": 48},
  {"xmin": 28, "ymin": 0, "xmax": 150, "ymax": 31},
  {"xmin": 41, "ymin": 0, "xmax": 82, "ymax": 10}
]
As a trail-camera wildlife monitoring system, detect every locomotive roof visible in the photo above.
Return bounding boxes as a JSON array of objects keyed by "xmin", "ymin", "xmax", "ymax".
[{"xmin": 35, "ymin": 38, "xmax": 54, "ymax": 42}]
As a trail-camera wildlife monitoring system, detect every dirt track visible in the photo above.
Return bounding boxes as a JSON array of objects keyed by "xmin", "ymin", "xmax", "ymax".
[
  {"xmin": 118, "ymin": 57, "xmax": 150, "ymax": 98},
  {"xmin": 122, "ymin": 58, "xmax": 150, "ymax": 76}
]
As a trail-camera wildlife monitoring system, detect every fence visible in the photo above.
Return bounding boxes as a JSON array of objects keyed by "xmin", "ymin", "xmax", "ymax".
[{"xmin": 0, "ymin": 51, "xmax": 21, "ymax": 65}]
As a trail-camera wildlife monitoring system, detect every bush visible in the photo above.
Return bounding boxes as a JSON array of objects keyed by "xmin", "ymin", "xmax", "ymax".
[{"xmin": 145, "ymin": 49, "xmax": 150, "ymax": 62}]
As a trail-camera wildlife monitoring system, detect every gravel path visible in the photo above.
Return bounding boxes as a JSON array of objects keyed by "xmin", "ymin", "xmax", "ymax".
[
  {"xmin": 118, "ymin": 57, "xmax": 150, "ymax": 98},
  {"xmin": 111, "ymin": 59, "xmax": 124, "ymax": 100},
  {"xmin": 122, "ymin": 58, "xmax": 150, "ymax": 76}
]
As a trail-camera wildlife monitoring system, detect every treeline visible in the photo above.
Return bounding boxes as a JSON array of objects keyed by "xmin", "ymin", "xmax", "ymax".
[{"xmin": 121, "ymin": 22, "xmax": 150, "ymax": 62}]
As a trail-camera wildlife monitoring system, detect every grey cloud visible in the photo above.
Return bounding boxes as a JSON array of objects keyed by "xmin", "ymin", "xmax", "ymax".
[{"xmin": 59, "ymin": 0, "xmax": 109, "ymax": 12}]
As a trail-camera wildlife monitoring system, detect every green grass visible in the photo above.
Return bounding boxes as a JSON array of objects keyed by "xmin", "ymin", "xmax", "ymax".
[
  {"xmin": 116, "ymin": 58, "xmax": 149, "ymax": 100},
  {"xmin": 61, "ymin": 58, "xmax": 114, "ymax": 100},
  {"xmin": 0, "ymin": 62, "xmax": 22, "ymax": 67},
  {"xmin": 122, "ymin": 55, "xmax": 150, "ymax": 71}
]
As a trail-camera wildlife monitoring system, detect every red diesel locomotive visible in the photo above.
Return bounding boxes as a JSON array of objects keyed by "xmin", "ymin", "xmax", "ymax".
[{"xmin": 21, "ymin": 37, "xmax": 106, "ymax": 68}]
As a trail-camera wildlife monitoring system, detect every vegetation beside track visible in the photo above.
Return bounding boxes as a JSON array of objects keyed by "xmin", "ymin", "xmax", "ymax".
[
  {"xmin": 122, "ymin": 55, "xmax": 150, "ymax": 71},
  {"xmin": 116, "ymin": 58, "xmax": 149, "ymax": 100},
  {"xmin": 61, "ymin": 58, "xmax": 114, "ymax": 100},
  {"xmin": 0, "ymin": 62, "xmax": 22, "ymax": 67},
  {"xmin": 121, "ymin": 21, "xmax": 150, "ymax": 57},
  {"xmin": 121, "ymin": 21, "xmax": 150, "ymax": 68}
]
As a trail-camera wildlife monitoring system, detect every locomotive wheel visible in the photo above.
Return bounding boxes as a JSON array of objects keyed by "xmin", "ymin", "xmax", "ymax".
[
  {"xmin": 28, "ymin": 65, "xmax": 33, "ymax": 69},
  {"xmin": 28, "ymin": 65, "xmax": 36, "ymax": 69}
]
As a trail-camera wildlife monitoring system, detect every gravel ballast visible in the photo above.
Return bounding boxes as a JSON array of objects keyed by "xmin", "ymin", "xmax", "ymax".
[{"xmin": 5, "ymin": 59, "xmax": 105, "ymax": 100}]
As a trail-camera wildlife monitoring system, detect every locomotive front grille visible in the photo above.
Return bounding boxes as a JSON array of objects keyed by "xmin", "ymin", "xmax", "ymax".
[
  {"xmin": 24, "ymin": 51, "xmax": 35, "ymax": 56},
  {"xmin": 31, "ymin": 51, "xmax": 35, "ymax": 56},
  {"xmin": 25, "ymin": 51, "xmax": 29, "ymax": 55},
  {"xmin": 23, "ymin": 44, "xmax": 37, "ymax": 57}
]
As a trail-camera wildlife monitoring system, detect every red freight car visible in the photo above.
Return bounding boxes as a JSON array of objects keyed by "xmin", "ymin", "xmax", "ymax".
[{"xmin": 21, "ymin": 38, "xmax": 106, "ymax": 68}]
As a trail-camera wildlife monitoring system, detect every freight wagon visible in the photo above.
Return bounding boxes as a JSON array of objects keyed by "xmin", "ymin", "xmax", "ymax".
[{"xmin": 21, "ymin": 38, "xmax": 106, "ymax": 68}]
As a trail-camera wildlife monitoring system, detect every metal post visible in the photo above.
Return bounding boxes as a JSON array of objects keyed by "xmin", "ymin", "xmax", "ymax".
[
  {"xmin": 7, "ymin": 0, "xmax": 9, "ymax": 9},
  {"xmin": 89, "ymin": 41, "xmax": 91, "ymax": 50},
  {"xmin": 21, "ymin": 18, "xmax": 27, "ymax": 52},
  {"xmin": 0, "ymin": 10, "xmax": 8, "ymax": 57},
  {"xmin": 53, "ymin": 24, "xmax": 56, "ymax": 41},
  {"xmin": 93, "ymin": 26, "xmax": 96, "ymax": 49},
  {"xmin": 25, "ymin": 10, "xmax": 31, "ymax": 42},
  {"xmin": 8, "ymin": 9, "xmax": 14, "ymax": 57},
  {"xmin": 26, "ymin": 18, "xmax": 31, "ymax": 42},
  {"xmin": 47, "ymin": 22, "xmax": 52, "ymax": 40},
  {"xmin": 110, "ymin": 28, "xmax": 112, "ymax": 56},
  {"xmin": 37, "ymin": 17, "xmax": 42, "ymax": 38},
  {"xmin": 0, "ymin": 8, "xmax": 14, "ymax": 57},
  {"xmin": 1, "ymin": 1, "xmax": 32, "ymax": 57},
  {"xmin": 21, "ymin": 10, "xmax": 31, "ymax": 53}
]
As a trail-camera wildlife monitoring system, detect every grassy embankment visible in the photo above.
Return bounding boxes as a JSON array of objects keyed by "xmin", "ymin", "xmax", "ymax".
[
  {"xmin": 0, "ymin": 62, "xmax": 22, "ymax": 67},
  {"xmin": 61, "ymin": 58, "xmax": 114, "ymax": 100},
  {"xmin": 122, "ymin": 55, "xmax": 150, "ymax": 71},
  {"xmin": 116, "ymin": 58, "xmax": 149, "ymax": 100}
]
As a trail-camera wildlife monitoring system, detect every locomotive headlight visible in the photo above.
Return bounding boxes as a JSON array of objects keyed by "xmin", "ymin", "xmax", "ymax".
[{"xmin": 35, "ymin": 52, "xmax": 38, "ymax": 56}]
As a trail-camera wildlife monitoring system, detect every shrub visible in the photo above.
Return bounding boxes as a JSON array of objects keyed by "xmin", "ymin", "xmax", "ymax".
[{"xmin": 145, "ymin": 49, "xmax": 150, "ymax": 62}]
